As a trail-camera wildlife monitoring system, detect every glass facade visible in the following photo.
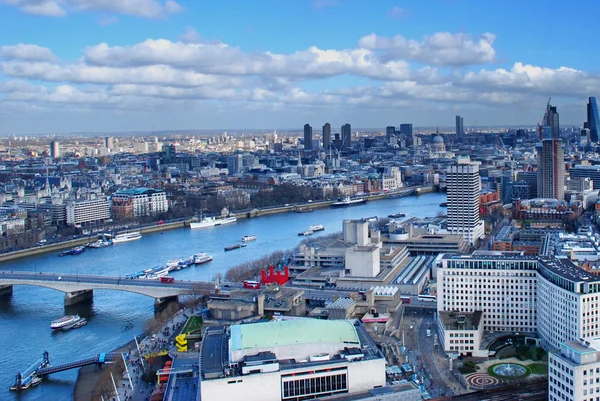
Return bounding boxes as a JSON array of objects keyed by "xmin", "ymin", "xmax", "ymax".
[{"xmin": 588, "ymin": 97, "xmax": 600, "ymax": 143}]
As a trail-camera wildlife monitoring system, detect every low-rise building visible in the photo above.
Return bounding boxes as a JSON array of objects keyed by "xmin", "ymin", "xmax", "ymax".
[
  {"xmin": 549, "ymin": 337, "xmax": 600, "ymax": 401},
  {"xmin": 111, "ymin": 187, "xmax": 168, "ymax": 219},
  {"xmin": 437, "ymin": 311, "xmax": 484, "ymax": 358}
]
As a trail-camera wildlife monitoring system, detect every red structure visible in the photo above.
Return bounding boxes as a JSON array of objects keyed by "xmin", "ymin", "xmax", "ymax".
[{"xmin": 261, "ymin": 265, "xmax": 289, "ymax": 285}]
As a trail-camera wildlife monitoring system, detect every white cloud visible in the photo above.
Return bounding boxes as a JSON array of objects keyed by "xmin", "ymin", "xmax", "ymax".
[
  {"xmin": 0, "ymin": 0, "xmax": 183, "ymax": 18},
  {"xmin": 358, "ymin": 32, "xmax": 496, "ymax": 67},
  {"xmin": 0, "ymin": 44, "xmax": 57, "ymax": 61}
]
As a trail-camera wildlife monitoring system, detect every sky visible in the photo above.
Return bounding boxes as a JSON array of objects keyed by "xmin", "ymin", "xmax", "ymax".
[{"xmin": 0, "ymin": 0, "xmax": 599, "ymax": 135}]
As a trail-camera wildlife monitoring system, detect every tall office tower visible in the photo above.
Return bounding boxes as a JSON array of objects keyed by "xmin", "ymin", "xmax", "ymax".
[
  {"xmin": 104, "ymin": 136, "xmax": 113, "ymax": 149},
  {"xmin": 303, "ymin": 124, "xmax": 312, "ymax": 150},
  {"xmin": 322, "ymin": 123, "xmax": 331, "ymax": 150},
  {"xmin": 446, "ymin": 162, "xmax": 485, "ymax": 246},
  {"xmin": 399, "ymin": 124, "xmax": 413, "ymax": 136},
  {"xmin": 385, "ymin": 126, "xmax": 396, "ymax": 143},
  {"xmin": 50, "ymin": 141, "xmax": 60, "ymax": 159},
  {"xmin": 455, "ymin": 115, "xmax": 464, "ymax": 136},
  {"xmin": 547, "ymin": 104, "xmax": 560, "ymax": 139},
  {"xmin": 537, "ymin": 138, "xmax": 565, "ymax": 200},
  {"xmin": 587, "ymin": 96, "xmax": 600, "ymax": 143},
  {"xmin": 341, "ymin": 123, "xmax": 351, "ymax": 150}
]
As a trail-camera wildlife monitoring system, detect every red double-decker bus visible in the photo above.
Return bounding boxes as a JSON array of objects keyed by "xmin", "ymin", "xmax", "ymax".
[
  {"xmin": 243, "ymin": 280, "xmax": 261, "ymax": 289},
  {"xmin": 160, "ymin": 277, "xmax": 175, "ymax": 283}
]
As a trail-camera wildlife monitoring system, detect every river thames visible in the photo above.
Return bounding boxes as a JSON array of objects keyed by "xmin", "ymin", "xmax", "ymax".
[{"xmin": 0, "ymin": 192, "xmax": 445, "ymax": 400}]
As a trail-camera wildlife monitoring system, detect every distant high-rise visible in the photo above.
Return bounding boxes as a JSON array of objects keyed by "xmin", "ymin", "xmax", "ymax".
[
  {"xmin": 455, "ymin": 115, "xmax": 464, "ymax": 136},
  {"xmin": 587, "ymin": 97, "xmax": 600, "ymax": 143},
  {"xmin": 386, "ymin": 126, "xmax": 396, "ymax": 143},
  {"xmin": 50, "ymin": 141, "xmax": 60, "ymax": 159},
  {"xmin": 104, "ymin": 136, "xmax": 113, "ymax": 149},
  {"xmin": 303, "ymin": 124, "xmax": 313, "ymax": 150},
  {"xmin": 341, "ymin": 123, "xmax": 351, "ymax": 150},
  {"xmin": 322, "ymin": 123, "xmax": 331, "ymax": 150},
  {"xmin": 399, "ymin": 124, "xmax": 413, "ymax": 136},
  {"xmin": 537, "ymin": 138, "xmax": 565, "ymax": 200},
  {"xmin": 447, "ymin": 161, "xmax": 484, "ymax": 246},
  {"xmin": 547, "ymin": 104, "xmax": 560, "ymax": 139}
]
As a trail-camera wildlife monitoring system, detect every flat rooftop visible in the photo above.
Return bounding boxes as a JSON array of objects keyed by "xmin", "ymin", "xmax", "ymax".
[
  {"xmin": 201, "ymin": 326, "xmax": 227, "ymax": 379},
  {"xmin": 439, "ymin": 310, "xmax": 482, "ymax": 331},
  {"xmin": 540, "ymin": 258, "xmax": 600, "ymax": 283},
  {"xmin": 230, "ymin": 319, "xmax": 360, "ymax": 352},
  {"xmin": 312, "ymin": 382, "xmax": 419, "ymax": 401}
]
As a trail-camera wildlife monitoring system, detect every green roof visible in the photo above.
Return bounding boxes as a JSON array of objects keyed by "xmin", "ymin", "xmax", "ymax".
[{"xmin": 230, "ymin": 319, "xmax": 360, "ymax": 351}]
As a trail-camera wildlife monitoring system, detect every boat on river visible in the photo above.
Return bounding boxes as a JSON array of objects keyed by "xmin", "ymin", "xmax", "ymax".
[
  {"xmin": 51, "ymin": 315, "xmax": 81, "ymax": 330},
  {"xmin": 190, "ymin": 216, "xmax": 237, "ymax": 229},
  {"xmin": 309, "ymin": 225, "xmax": 324, "ymax": 232},
  {"xmin": 62, "ymin": 317, "xmax": 87, "ymax": 331},
  {"xmin": 298, "ymin": 230, "xmax": 314, "ymax": 236},
  {"xmin": 242, "ymin": 235, "xmax": 257, "ymax": 242},
  {"xmin": 224, "ymin": 243, "xmax": 246, "ymax": 251},
  {"xmin": 331, "ymin": 197, "xmax": 367, "ymax": 208},
  {"xmin": 112, "ymin": 232, "xmax": 142, "ymax": 243},
  {"xmin": 191, "ymin": 253, "xmax": 213, "ymax": 265}
]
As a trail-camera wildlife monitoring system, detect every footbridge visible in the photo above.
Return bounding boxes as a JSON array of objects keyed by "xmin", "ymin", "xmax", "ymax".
[{"xmin": 0, "ymin": 271, "xmax": 217, "ymax": 307}]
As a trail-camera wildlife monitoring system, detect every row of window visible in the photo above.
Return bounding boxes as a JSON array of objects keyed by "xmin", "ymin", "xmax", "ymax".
[{"xmin": 282, "ymin": 374, "xmax": 347, "ymax": 400}]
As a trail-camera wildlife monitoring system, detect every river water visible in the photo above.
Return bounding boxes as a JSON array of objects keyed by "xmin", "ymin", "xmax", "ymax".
[{"xmin": 0, "ymin": 192, "xmax": 445, "ymax": 400}]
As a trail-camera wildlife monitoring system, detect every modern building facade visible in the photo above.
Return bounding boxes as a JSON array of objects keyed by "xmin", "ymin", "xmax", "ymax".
[
  {"xmin": 341, "ymin": 123, "xmax": 352, "ymax": 150},
  {"xmin": 537, "ymin": 138, "xmax": 565, "ymax": 200},
  {"xmin": 66, "ymin": 197, "xmax": 110, "ymax": 226},
  {"xmin": 446, "ymin": 163, "xmax": 484, "ymax": 246},
  {"xmin": 455, "ymin": 115, "xmax": 464, "ymax": 136},
  {"xmin": 304, "ymin": 124, "xmax": 313, "ymax": 150},
  {"xmin": 323, "ymin": 123, "xmax": 331, "ymax": 151},
  {"xmin": 570, "ymin": 165, "xmax": 600, "ymax": 190},
  {"xmin": 111, "ymin": 188, "xmax": 168, "ymax": 219},
  {"xmin": 547, "ymin": 104, "xmax": 560, "ymax": 139},
  {"xmin": 200, "ymin": 319, "xmax": 386, "ymax": 401},
  {"xmin": 586, "ymin": 96, "xmax": 600, "ymax": 143}
]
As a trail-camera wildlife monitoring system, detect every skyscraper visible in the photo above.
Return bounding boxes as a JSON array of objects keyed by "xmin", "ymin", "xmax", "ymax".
[
  {"xmin": 104, "ymin": 136, "xmax": 113, "ymax": 149},
  {"xmin": 399, "ymin": 124, "xmax": 413, "ymax": 136},
  {"xmin": 322, "ymin": 123, "xmax": 331, "ymax": 150},
  {"xmin": 303, "ymin": 124, "xmax": 312, "ymax": 150},
  {"xmin": 446, "ymin": 161, "xmax": 485, "ymax": 246},
  {"xmin": 341, "ymin": 123, "xmax": 351, "ymax": 150},
  {"xmin": 537, "ymin": 138, "xmax": 565, "ymax": 200},
  {"xmin": 50, "ymin": 141, "xmax": 60, "ymax": 159},
  {"xmin": 587, "ymin": 97, "xmax": 599, "ymax": 143},
  {"xmin": 455, "ymin": 115, "xmax": 464, "ymax": 136},
  {"xmin": 547, "ymin": 105, "xmax": 560, "ymax": 139}
]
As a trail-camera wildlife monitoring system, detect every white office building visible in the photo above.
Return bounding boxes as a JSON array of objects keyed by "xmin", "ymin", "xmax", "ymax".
[
  {"xmin": 66, "ymin": 197, "xmax": 110, "ymax": 226},
  {"xmin": 200, "ymin": 319, "xmax": 389, "ymax": 401},
  {"xmin": 549, "ymin": 337, "xmax": 600, "ymax": 401},
  {"xmin": 111, "ymin": 188, "xmax": 168, "ymax": 218},
  {"xmin": 446, "ymin": 163, "xmax": 485, "ymax": 246}
]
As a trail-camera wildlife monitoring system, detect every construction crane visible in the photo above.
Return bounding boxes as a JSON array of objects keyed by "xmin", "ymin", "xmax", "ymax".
[
  {"xmin": 497, "ymin": 135, "xmax": 515, "ymax": 179},
  {"xmin": 537, "ymin": 97, "xmax": 551, "ymax": 140}
]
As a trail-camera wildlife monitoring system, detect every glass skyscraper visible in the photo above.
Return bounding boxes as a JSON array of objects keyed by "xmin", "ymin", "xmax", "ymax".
[{"xmin": 587, "ymin": 97, "xmax": 600, "ymax": 143}]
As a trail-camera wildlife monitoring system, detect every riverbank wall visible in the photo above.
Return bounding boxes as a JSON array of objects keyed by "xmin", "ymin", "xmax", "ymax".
[{"xmin": 0, "ymin": 220, "xmax": 185, "ymax": 264}]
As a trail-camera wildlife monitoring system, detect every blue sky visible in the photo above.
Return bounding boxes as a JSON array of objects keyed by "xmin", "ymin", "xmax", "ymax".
[{"xmin": 0, "ymin": 0, "xmax": 599, "ymax": 134}]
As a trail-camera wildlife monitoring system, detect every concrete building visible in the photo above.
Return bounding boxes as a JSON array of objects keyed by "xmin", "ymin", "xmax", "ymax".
[
  {"xmin": 341, "ymin": 123, "xmax": 352, "ymax": 150},
  {"xmin": 537, "ymin": 138, "xmax": 565, "ymax": 200},
  {"xmin": 455, "ymin": 115, "xmax": 464, "ymax": 136},
  {"xmin": 437, "ymin": 311, "xmax": 484, "ymax": 357},
  {"xmin": 549, "ymin": 337, "xmax": 600, "ymax": 401},
  {"xmin": 342, "ymin": 220, "xmax": 382, "ymax": 277},
  {"xmin": 446, "ymin": 163, "xmax": 485, "ymax": 246},
  {"xmin": 111, "ymin": 187, "xmax": 168, "ymax": 219},
  {"xmin": 304, "ymin": 124, "xmax": 313, "ymax": 150},
  {"xmin": 66, "ymin": 197, "xmax": 110, "ymax": 226},
  {"xmin": 200, "ymin": 319, "xmax": 386, "ymax": 401},
  {"xmin": 323, "ymin": 123, "xmax": 331, "ymax": 151}
]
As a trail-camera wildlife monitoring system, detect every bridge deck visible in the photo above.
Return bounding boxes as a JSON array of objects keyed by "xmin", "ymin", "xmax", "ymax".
[{"xmin": 37, "ymin": 353, "xmax": 118, "ymax": 376}]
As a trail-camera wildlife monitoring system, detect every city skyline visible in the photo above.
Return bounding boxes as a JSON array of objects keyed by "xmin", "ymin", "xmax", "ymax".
[{"xmin": 1, "ymin": 0, "xmax": 600, "ymax": 134}]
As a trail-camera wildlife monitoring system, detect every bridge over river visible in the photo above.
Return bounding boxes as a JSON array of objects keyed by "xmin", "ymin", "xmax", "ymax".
[{"xmin": 0, "ymin": 271, "xmax": 219, "ymax": 307}]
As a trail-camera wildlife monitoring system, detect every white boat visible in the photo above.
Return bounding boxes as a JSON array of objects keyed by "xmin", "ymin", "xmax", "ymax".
[
  {"xmin": 242, "ymin": 235, "xmax": 257, "ymax": 242},
  {"xmin": 331, "ymin": 197, "xmax": 367, "ymax": 207},
  {"xmin": 88, "ymin": 239, "xmax": 112, "ymax": 248},
  {"xmin": 298, "ymin": 230, "xmax": 314, "ymax": 236},
  {"xmin": 192, "ymin": 253, "xmax": 213, "ymax": 265},
  {"xmin": 51, "ymin": 315, "xmax": 80, "ymax": 330},
  {"xmin": 190, "ymin": 216, "xmax": 237, "ymax": 229},
  {"xmin": 309, "ymin": 225, "xmax": 325, "ymax": 232},
  {"xmin": 112, "ymin": 232, "xmax": 142, "ymax": 243}
]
